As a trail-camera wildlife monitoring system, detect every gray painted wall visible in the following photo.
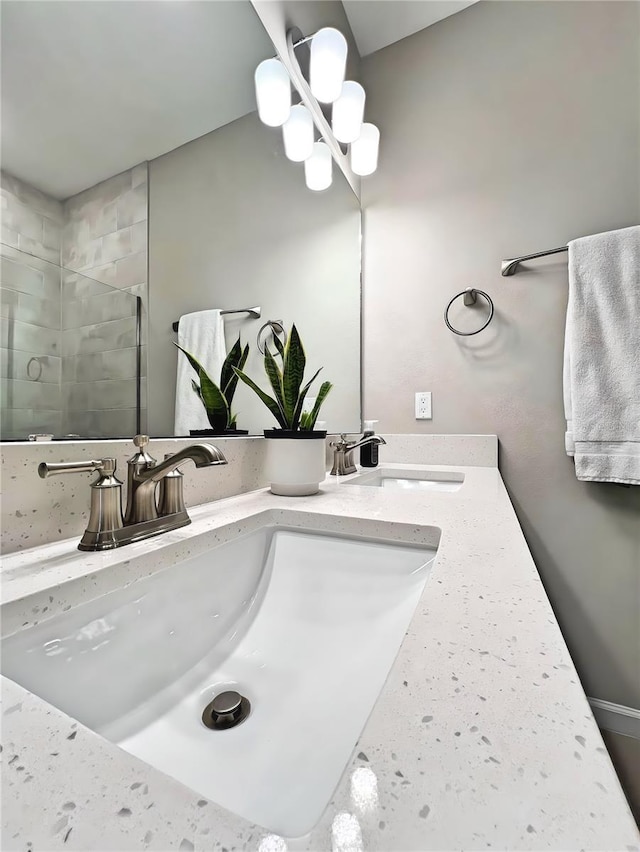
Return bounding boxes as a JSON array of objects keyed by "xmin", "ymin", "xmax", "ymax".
[
  {"xmin": 148, "ymin": 110, "xmax": 361, "ymax": 437},
  {"xmin": 361, "ymin": 0, "xmax": 640, "ymax": 708}
]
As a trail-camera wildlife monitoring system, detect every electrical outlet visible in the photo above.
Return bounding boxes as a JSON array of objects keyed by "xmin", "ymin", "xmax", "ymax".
[{"xmin": 415, "ymin": 392, "xmax": 432, "ymax": 420}]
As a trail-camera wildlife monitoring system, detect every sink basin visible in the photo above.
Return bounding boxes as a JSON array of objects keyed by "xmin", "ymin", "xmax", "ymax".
[
  {"xmin": 345, "ymin": 467, "xmax": 465, "ymax": 492},
  {"xmin": 1, "ymin": 525, "xmax": 437, "ymax": 836}
]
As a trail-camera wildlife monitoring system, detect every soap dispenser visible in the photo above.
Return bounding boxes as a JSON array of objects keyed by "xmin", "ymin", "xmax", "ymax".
[
  {"xmin": 124, "ymin": 435, "xmax": 157, "ymax": 524},
  {"xmin": 360, "ymin": 420, "xmax": 380, "ymax": 468}
]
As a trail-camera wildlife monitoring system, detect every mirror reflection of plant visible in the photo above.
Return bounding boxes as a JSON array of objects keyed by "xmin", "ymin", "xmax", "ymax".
[
  {"xmin": 174, "ymin": 336, "xmax": 249, "ymax": 432},
  {"xmin": 233, "ymin": 324, "xmax": 332, "ymax": 431}
]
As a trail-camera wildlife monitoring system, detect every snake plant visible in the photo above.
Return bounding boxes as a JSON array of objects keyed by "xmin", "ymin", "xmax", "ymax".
[
  {"xmin": 233, "ymin": 324, "xmax": 332, "ymax": 431},
  {"xmin": 174, "ymin": 336, "xmax": 249, "ymax": 432}
]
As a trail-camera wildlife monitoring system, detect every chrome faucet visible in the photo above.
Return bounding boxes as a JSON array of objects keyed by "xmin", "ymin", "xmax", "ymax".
[
  {"xmin": 330, "ymin": 433, "xmax": 386, "ymax": 476},
  {"xmin": 38, "ymin": 436, "xmax": 228, "ymax": 552},
  {"xmin": 131, "ymin": 443, "xmax": 227, "ymax": 523}
]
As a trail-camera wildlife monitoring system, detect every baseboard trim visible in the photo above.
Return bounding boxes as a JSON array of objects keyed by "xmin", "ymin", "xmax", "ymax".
[{"xmin": 589, "ymin": 698, "xmax": 640, "ymax": 740}]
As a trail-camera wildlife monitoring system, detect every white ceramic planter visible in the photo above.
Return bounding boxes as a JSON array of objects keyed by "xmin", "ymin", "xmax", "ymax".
[{"xmin": 265, "ymin": 433, "xmax": 327, "ymax": 496}]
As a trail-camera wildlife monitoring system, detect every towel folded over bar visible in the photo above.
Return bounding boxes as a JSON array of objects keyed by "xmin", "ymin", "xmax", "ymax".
[{"xmin": 564, "ymin": 225, "xmax": 640, "ymax": 485}]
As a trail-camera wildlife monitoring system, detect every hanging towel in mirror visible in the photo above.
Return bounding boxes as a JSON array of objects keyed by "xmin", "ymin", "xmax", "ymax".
[{"xmin": 174, "ymin": 310, "xmax": 226, "ymax": 435}]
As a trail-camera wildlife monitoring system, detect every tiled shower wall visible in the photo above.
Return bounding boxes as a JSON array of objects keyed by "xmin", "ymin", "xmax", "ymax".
[
  {"xmin": 0, "ymin": 171, "xmax": 63, "ymax": 264},
  {"xmin": 61, "ymin": 164, "xmax": 148, "ymax": 436},
  {"xmin": 0, "ymin": 172, "xmax": 64, "ymax": 438},
  {"xmin": 1, "ymin": 165, "xmax": 148, "ymax": 438}
]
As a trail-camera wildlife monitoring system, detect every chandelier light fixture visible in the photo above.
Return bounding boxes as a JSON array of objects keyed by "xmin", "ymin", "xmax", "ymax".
[
  {"xmin": 304, "ymin": 141, "xmax": 333, "ymax": 192},
  {"xmin": 350, "ymin": 122, "xmax": 380, "ymax": 176},
  {"xmin": 254, "ymin": 58, "xmax": 291, "ymax": 127},
  {"xmin": 309, "ymin": 27, "xmax": 348, "ymax": 104},
  {"xmin": 282, "ymin": 104, "xmax": 314, "ymax": 162},
  {"xmin": 332, "ymin": 81, "xmax": 365, "ymax": 144},
  {"xmin": 254, "ymin": 27, "xmax": 379, "ymax": 192}
]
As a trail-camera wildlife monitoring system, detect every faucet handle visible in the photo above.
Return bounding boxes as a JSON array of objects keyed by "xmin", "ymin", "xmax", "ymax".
[
  {"xmin": 38, "ymin": 459, "xmax": 106, "ymax": 478},
  {"xmin": 330, "ymin": 433, "xmax": 354, "ymax": 449},
  {"xmin": 133, "ymin": 434, "xmax": 150, "ymax": 448}
]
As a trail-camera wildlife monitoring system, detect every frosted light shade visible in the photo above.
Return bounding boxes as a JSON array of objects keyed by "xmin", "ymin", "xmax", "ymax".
[
  {"xmin": 332, "ymin": 81, "xmax": 365, "ymax": 144},
  {"xmin": 304, "ymin": 142, "xmax": 332, "ymax": 191},
  {"xmin": 350, "ymin": 123, "xmax": 380, "ymax": 176},
  {"xmin": 282, "ymin": 104, "xmax": 314, "ymax": 162},
  {"xmin": 310, "ymin": 27, "xmax": 348, "ymax": 104},
  {"xmin": 254, "ymin": 58, "xmax": 291, "ymax": 127}
]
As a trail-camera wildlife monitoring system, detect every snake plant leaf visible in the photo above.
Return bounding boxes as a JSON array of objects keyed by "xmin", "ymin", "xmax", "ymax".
[
  {"xmin": 291, "ymin": 367, "xmax": 323, "ymax": 430},
  {"xmin": 299, "ymin": 410, "xmax": 312, "ymax": 430},
  {"xmin": 282, "ymin": 324, "xmax": 305, "ymax": 424},
  {"xmin": 199, "ymin": 368, "xmax": 229, "ymax": 429},
  {"xmin": 233, "ymin": 367, "xmax": 288, "ymax": 429},
  {"xmin": 220, "ymin": 337, "xmax": 242, "ymax": 397},
  {"xmin": 264, "ymin": 346, "xmax": 287, "ymax": 422},
  {"xmin": 301, "ymin": 381, "xmax": 333, "ymax": 430},
  {"xmin": 191, "ymin": 379, "xmax": 202, "ymax": 399},
  {"xmin": 272, "ymin": 332, "xmax": 285, "ymax": 359},
  {"xmin": 223, "ymin": 342, "xmax": 249, "ymax": 405},
  {"xmin": 174, "ymin": 342, "xmax": 209, "ymax": 380}
]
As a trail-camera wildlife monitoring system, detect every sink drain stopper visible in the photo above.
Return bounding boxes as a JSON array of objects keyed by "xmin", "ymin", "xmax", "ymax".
[{"xmin": 202, "ymin": 690, "xmax": 251, "ymax": 730}]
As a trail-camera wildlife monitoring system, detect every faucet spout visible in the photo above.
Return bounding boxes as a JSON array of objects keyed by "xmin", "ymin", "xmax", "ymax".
[
  {"xmin": 347, "ymin": 435, "xmax": 386, "ymax": 454},
  {"xmin": 134, "ymin": 443, "xmax": 227, "ymax": 485},
  {"xmin": 132, "ymin": 443, "xmax": 227, "ymax": 522}
]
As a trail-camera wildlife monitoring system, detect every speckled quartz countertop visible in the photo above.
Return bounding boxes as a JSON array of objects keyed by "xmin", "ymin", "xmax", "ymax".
[{"xmin": 2, "ymin": 463, "xmax": 639, "ymax": 852}]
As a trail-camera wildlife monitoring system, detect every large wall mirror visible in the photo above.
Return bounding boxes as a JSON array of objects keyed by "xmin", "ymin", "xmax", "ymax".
[{"xmin": 0, "ymin": 0, "xmax": 361, "ymax": 441}]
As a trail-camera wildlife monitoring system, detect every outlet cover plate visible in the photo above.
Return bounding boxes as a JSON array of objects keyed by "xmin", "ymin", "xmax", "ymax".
[{"xmin": 415, "ymin": 392, "xmax": 432, "ymax": 420}]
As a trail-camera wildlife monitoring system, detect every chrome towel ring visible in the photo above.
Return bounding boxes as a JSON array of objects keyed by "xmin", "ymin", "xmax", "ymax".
[
  {"xmin": 444, "ymin": 288, "xmax": 494, "ymax": 336},
  {"xmin": 257, "ymin": 320, "xmax": 287, "ymax": 355},
  {"xmin": 26, "ymin": 356, "xmax": 43, "ymax": 381}
]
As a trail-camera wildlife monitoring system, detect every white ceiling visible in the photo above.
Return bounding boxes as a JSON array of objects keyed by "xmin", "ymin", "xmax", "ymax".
[
  {"xmin": 1, "ymin": 1, "xmax": 274, "ymax": 199},
  {"xmin": 1, "ymin": 0, "xmax": 477, "ymax": 201},
  {"xmin": 343, "ymin": 0, "xmax": 478, "ymax": 57}
]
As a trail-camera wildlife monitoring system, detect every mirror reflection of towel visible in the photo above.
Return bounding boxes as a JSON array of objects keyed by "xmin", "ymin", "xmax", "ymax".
[{"xmin": 174, "ymin": 310, "xmax": 225, "ymax": 435}]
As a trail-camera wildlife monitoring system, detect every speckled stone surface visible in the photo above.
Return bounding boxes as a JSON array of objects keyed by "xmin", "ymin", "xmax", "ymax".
[
  {"xmin": 372, "ymin": 434, "xmax": 497, "ymax": 467},
  {"xmin": 2, "ymin": 462, "xmax": 639, "ymax": 852},
  {"xmin": 0, "ymin": 434, "xmax": 495, "ymax": 554}
]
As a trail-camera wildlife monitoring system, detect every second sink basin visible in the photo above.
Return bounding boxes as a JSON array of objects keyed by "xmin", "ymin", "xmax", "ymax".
[
  {"xmin": 345, "ymin": 467, "xmax": 465, "ymax": 492},
  {"xmin": 2, "ymin": 524, "xmax": 437, "ymax": 837}
]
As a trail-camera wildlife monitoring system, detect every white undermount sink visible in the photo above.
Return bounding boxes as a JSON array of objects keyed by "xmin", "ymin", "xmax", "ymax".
[
  {"xmin": 2, "ymin": 525, "xmax": 437, "ymax": 837},
  {"xmin": 345, "ymin": 467, "xmax": 465, "ymax": 492}
]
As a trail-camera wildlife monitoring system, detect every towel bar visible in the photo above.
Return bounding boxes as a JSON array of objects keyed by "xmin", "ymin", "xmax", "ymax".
[
  {"xmin": 501, "ymin": 246, "xmax": 568, "ymax": 276},
  {"xmin": 172, "ymin": 306, "xmax": 261, "ymax": 332}
]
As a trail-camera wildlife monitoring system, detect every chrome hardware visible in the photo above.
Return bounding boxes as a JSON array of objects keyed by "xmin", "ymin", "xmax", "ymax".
[
  {"xmin": 330, "ymin": 433, "xmax": 386, "ymax": 476},
  {"xmin": 202, "ymin": 690, "xmax": 251, "ymax": 730},
  {"xmin": 39, "ymin": 459, "xmax": 105, "ymax": 476},
  {"xmin": 131, "ymin": 443, "xmax": 227, "ymax": 523},
  {"xmin": 501, "ymin": 245, "xmax": 568, "ymax": 277},
  {"xmin": 172, "ymin": 306, "xmax": 261, "ymax": 332},
  {"xmin": 26, "ymin": 357, "xmax": 43, "ymax": 381},
  {"xmin": 38, "ymin": 437, "xmax": 228, "ymax": 552},
  {"xmin": 39, "ymin": 458, "xmax": 124, "ymax": 551},
  {"xmin": 157, "ymin": 453, "xmax": 186, "ymax": 517},
  {"xmin": 444, "ymin": 288, "xmax": 494, "ymax": 336},
  {"xmin": 124, "ymin": 434, "xmax": 156, "ymax": 524},
  {"xmin": 257, "ymin": 320, "xmax": 286, "ymax": 355}
]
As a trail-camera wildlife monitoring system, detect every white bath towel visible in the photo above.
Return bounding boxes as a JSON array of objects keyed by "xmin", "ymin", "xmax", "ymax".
[
  {"xmin": 564, "ymin": 225, "xmax": 640, "ymax": 484},
  {"xmin": 174, "ymin": 310, "xmax": 226, "ymax": 436}
]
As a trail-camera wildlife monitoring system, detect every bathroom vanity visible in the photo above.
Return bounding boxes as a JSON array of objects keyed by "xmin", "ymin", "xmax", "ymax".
[{"xmin": 2, "ymin": 436, "xmax": 638, "ymax": 851}]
